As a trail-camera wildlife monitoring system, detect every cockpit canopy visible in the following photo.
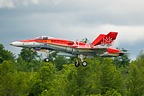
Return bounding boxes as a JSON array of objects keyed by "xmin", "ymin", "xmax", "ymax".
[{"xmin": 35, "ymin": 36, "xmax": 49, "ymax": 40}]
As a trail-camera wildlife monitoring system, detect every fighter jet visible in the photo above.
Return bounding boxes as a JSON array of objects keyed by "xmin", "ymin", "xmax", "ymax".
[{"xmin": 10, "ymin": 32, "xmax": 124, "ymax": 67}]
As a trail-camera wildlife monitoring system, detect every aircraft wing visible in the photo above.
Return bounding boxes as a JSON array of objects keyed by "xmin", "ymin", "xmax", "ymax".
[{"xmin": 73, "ymin": 47, "xmax": 123, "ymax": 57}]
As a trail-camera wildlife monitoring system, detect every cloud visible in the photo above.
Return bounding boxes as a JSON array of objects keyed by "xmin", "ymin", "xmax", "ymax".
[
  {"xmin": 93, "ymin": 25, "xmax": 144, "ymax": 44},
  {"xmin": 0, "ymin": 0, "xmax": 41, "ymax": 8},
  {"xmin": 31, "ymin": 0, "xmax": 39, "ymax": 4},
  {"xmin": 0, "ymin": 0, "xmax": 15, "ymax": 8},
  {"xmin": 22, "ymin": 0, "xmax": 40, "ymax": 6},
  {"xmin": 1, "ymin": 0, "xmax": 144, "ymax": 60}
]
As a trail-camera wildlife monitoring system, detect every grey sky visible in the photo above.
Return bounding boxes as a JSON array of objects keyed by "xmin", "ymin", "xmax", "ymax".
[{"xmin": 0, "ymin": 0, "xmax": 144, "ymax": 60}]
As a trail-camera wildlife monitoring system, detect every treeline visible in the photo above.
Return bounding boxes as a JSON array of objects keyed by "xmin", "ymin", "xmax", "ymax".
[{"xmin": 1, "ymin": 43, "xmax": 144, "ymax": 96}]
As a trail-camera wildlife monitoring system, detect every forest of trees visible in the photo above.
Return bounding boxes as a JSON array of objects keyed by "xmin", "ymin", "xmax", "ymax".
[{"xmin": 1, "ymin": 43, "xmax": 144, "ymax": 96}]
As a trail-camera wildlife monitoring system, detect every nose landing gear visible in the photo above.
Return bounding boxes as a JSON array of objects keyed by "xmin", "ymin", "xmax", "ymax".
[
  {"xmin": 43, "ymin": 50, "xmax": 54, "ymax": 62},
  {"xmin": 44, "ymin": 58, "xmax": 50, "ymax": 62}
]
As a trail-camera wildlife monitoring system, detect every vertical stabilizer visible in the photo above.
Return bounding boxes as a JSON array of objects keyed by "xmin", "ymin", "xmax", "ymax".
[{"xmin": 91, "ymin": 32, "xmax": 118, "ymax": 46}]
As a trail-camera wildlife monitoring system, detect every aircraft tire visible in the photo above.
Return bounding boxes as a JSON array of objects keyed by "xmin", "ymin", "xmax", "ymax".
[
  {"xmin": 75, "ymin": 61, "xmax": 80, "ymax": 67},
  {"xmin": 82, "ymin": 61, "xmax": 87, "ymax": 67},
  {"xmin": 44, "ymin": 58, "xmax": 50, "ymax": 62}
]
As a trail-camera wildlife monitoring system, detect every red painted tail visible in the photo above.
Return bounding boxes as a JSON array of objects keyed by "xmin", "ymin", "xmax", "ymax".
[{"xmin": 91, "ymin": 32, "xmax": 118, "ymax": 46}]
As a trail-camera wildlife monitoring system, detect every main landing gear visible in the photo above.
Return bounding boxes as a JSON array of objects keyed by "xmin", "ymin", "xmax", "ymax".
[
  {"xmin": 43, "ymin": 50, "xmax": 87, "ymax": 67},
  {"xmin": 75, "ymin": 54, "xmax": 87, "ymax": 67}
]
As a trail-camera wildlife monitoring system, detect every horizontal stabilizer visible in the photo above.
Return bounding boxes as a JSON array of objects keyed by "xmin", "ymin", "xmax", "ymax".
[{"xmin": 100, "ymin": 47, "xmax": 124, "ymax": 57}]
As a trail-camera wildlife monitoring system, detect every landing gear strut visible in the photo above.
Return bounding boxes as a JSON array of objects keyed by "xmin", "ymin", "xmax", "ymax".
[
  {"xmin": 75, "ymin": 59, "xmax": 80, "ymax": 67},
  {"xmin": 74, "ymin": 54, "xmax": 87, "ymax": 67},
  {"xmin": 43, "ymin": 50, "xmax": 55, "ymax": 62}
]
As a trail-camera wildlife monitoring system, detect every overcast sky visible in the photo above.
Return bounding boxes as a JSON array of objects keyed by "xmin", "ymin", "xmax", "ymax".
[{"xmin": 0, "ymin": 0, "xmax": 144, "ymax": 60}]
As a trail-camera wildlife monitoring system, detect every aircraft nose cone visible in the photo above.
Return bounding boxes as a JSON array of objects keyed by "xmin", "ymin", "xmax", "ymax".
[
  {"xmin": 9, "ymin": 42, "xmax": 13, "ymax": 45},
  {"xmin": 10, "ymin": 42, "xmax": 15, "ymax": 46},
  {"xmin": 9, "ymin": 41, "xmax": 23, "ymax": 47}
]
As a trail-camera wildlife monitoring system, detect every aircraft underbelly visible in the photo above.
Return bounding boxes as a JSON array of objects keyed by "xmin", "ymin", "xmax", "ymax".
[{"xmin": 44, "ymin": 44, "xmax": 99, "ymax": 55}]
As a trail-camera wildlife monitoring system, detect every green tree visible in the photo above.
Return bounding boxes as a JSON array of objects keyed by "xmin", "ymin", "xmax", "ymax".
[
  {"xmin": 137, "ymin": 50, "xmax": 144, "ymax": 60},
  {"xmin": 0, "ymin": 60, "xmax": 30, "ymax": 96},
  {"xmin": 126, "ymin": 59, "xmax": 144, "ymax": 96},
  {"xmin": 17, "ymin": 56, "xmax": 42, "ymax": 72},
  {"xmin": 19, "ymin": 48, "xmax": 38, "ymax": 62},
  {"xmin": 53, "ymin": 56, "xmax": 68, "ymax": 70},
  {"xmin": 65, "ymin": 58, "xmax": 102, "ymax": 96},
  {"xmin": 16, "ymin": 56, "xmax": 28, "ymax": 71},
  {"xmin": 0, "ymin": 43, "xmax": 15, "ymax": 63},
  {"xmin": 17, "ymin": 48, "xmax": 40, "ymax": 72},
  {"xmin": 41, "ymin": 64, "xmax": 76, "ymax": 96},
  {"xmin": 100, "ymin": 58, "xmax": 123, "ymax": 95},
  {"xmin": 113, "ymin": 48, "xmax": 130, "ymax": 67},
  {"xmin": 29, "ymin": 62, "xmax": 57, "ymax": 96},
  {"xmin": 104, "ymin": 89, "xmax": 121, "ymax": 96}
]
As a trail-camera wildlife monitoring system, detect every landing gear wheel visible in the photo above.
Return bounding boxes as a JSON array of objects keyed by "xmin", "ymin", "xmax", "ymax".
[
  {"xmin": 82, "ymin": 61, "xmax": 87, "ymax": 67},
  {"xmin": 75, "ymin": 61, "xmax": 80, "ymax": 67},
  {"xmin": 44, "ymin": 58, "xmax": 50, "ymax": 62}
]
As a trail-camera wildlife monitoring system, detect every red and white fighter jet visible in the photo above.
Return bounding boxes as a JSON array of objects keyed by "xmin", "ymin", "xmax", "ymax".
[{"xmin": 10, "ymin": 32, "xmax": 124, "ymax": 67}]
